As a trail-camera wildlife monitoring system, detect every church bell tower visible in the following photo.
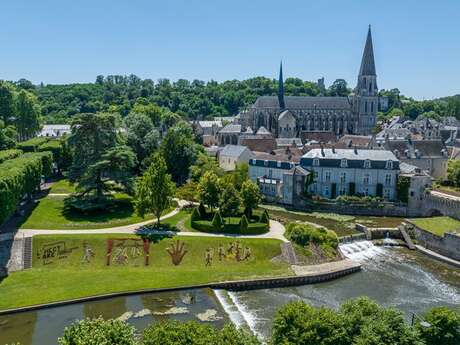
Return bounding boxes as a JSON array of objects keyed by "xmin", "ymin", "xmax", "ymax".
[{"xmin": 354, "ymin": 26, "xmax": 378, "ymax": 135}]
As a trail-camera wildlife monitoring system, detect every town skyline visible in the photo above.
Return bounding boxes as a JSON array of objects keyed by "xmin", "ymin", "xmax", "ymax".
[{"xmin": 1, "ymin": 1, "xmax": 460, "ymax": 100}]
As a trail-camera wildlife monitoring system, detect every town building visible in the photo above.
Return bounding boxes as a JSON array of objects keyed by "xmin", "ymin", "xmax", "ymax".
[
  {"xmin": 218, "ymin": 145, "xmax": 253, "ymax": 171},
  {"xmin": 239, "ymin": 26, "xmax": 380, "ymax": 136},
  {"xmin": 193, "ymin": 120, "xmax": 222, "ymax": 146},
  {"xmin": 300, "ymin": 148, "xmax": 399, "ymax": 200},
  {"xmin": 38, "ymin": 124, "xmax": 71, "ymax": 137}
]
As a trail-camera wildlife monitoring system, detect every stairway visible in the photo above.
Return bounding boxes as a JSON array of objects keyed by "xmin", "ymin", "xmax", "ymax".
[
  {"xmin": 281, "ymin": 242, "xmax": 298, "ymax": 265},
  {"xmin": 23, "ymin": 237, "xmax": 33, "ymax": 269},
  {"xmin": 400, "ymin": 228, "xmax": 415, "ymax": 250}
]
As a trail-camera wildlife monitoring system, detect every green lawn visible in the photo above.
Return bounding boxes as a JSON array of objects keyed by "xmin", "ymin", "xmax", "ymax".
[
  {"xmin": 0, "ymin": 234, "xmax": 289, "ymax": 310},
  {"xmin": 49, "ymin": 179, "xmax": 77, "ymax": 194},
  {"xmin": 261, "ymin": 204, "xmax": 405, "ymax": 237},
  {"xmin": 20, "ymin": 195, "xmax": 177, "ymax": 230},
  {"xmin": 409, "ymin": 216, "xmax": 460, "ymax": 237}
]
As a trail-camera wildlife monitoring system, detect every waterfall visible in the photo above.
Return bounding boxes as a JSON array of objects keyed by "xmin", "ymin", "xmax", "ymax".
[{"xmin": 339, "ymin": 240, "xmax": 385, "ymax": 262}]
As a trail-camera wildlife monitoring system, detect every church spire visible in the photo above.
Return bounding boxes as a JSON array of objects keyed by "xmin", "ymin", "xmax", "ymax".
[
  {"xmin": 278, "ymin": 61, "xmax": 285, "ymax": 109},
  {"xmin": 359, "ymin": 25, "xmax": 376, "ymax": 76}
]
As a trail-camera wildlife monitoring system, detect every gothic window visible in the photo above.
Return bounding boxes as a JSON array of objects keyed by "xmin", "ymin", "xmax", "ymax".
[
  {"xmin": 371, "ymin": 101, "xmax": 374, "ymax": 113},
  {"xmin": 369, "ymin": 81, "xmax": 372, "ymax": 93},
  {"xmin": 365, "ymin": 101, "xmax": 368, "ymax": 113}
]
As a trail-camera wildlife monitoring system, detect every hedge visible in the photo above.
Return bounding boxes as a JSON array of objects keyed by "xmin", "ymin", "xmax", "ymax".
[
  {"xmin": 191, "ymin": 219, "xmax": 269, "ymax": 235},
  {"xmin": 0, "ymin": 151, "xmax": 53, "ymax": 225},
  {"xmin": 16, "ymin": 137, "xmax": 49, "ymax": 152},
  {"xmin": 0, "ymin": 149, "xmax": 23, "ymax": 164}
]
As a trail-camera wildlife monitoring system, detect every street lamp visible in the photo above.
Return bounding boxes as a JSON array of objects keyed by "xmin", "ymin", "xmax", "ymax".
[{"xmin": 410, "ymin": 312, "xmax": 431, "ymax": 328}]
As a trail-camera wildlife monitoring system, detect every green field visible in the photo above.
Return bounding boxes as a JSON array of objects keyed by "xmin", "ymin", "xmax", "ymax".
[
  {"xmin": 20, "ymin": 195, "xmax": 176, "ymax": 230},
  {"xmin": 0, "ymin": 234, "xmax": 289, "ymax": 310},
  {"xmin": 49, "ymin": 179, "xmax": 77, "ymax": 194},
  {"xmin": 409, "ymin": 216, "xmax": 460, "ymax": 237}
]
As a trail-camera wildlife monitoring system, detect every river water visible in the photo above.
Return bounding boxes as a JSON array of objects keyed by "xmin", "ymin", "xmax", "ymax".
[{"xmin": 1, "ymin": 242, "xmax": 459, "ymax": 344}]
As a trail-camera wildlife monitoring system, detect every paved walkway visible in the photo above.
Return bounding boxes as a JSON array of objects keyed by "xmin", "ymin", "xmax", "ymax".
[
  {"xmin": 415, "ymin": 245, "xmax": 460, "ymax": 268},
  {"xmin": 291, "ymin": 259, "xmax": 361, "ymax": 276}
]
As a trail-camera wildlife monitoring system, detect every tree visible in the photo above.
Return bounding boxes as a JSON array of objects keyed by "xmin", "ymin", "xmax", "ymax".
[
  {"xmin": 131, "ymin": 100, "xmax": 164, "ymax": 126},
  {"xmin": 68, "ymin": 113, "xmax": 136, "ymax": 203},
  {"xmin": 124, "ymin": 112, "xmax": 159, "ymax": 167},
  {"xmin": 197, "ymin": 171, "xmax": 221, "ymax": 211},
  {"xmin": 135, "ymin": 153, "xmax": 175, "ymax": 226},
  {"xmin": 0, "ymin": 120, "xmax": 17, "ymax": 150},
  {"xmin": 190, "ymin": 152, "xmax": 222, "ymax": 182},
  {"xmin": 240, "ymin": 180, "xmax": 261, "ymax": 218},
  {"xmin": 160, "ymin": 122, "xmax": 199, "ymax": 184},
  {"xmin": 58, "ymin": 317, "xmax": 136, "ymax": 345},
  {"xmin": 15, "ymin": 90, "xmax": 41, "ymax": 140},
  {"xmin": 0, "ymin": 81, "xmax": 15, "ymax": 124},
  {"xmin": 447, "ymin": 159, "xmax": 460, "ymax": 187},
  {"xmin": 416, "ymin": 307, "xmax": 460, "ymax": 345},
  {"xmin": 142, "ymin": 321, "xmax": 260, "ymax": 345},
  {"xmin": 219, "ymin": 183, "xmax": 241, "ymax": 217},
  {"xmin": 328, "ymin": 79, "xmax": 349, "ymax": 97}
]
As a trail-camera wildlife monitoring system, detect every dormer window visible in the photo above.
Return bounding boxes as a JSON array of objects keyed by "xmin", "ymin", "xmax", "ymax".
[
  {"xmin": 277, "ymin": 161, "xmax": 281, "ymax": 168},
  {"xmin": 313, "ymin": 158, "xmax": 320, "ymax": 167},
  {"xmin": 264, "ymin": 160, "xmax": 268, "ymax": 167},
  {"xmin": 364, "ymin": 159, "xmax": 371, "ymax": 169},
  {"xmin": 386, "ymin": 160, "xmax": 393, "ymax": 169},
  {"xmin": 340, "ymin": 158, "xmax": 348, "ymax": 168}
]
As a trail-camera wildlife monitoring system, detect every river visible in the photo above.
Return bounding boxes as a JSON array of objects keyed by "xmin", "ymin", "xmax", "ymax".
[{"xmin": 1, "ymin": 242, "xmax": 459, "ymax": 344}]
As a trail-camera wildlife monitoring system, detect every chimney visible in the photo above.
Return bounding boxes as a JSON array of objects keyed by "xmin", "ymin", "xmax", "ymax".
[
  {"xmin": 332, "ymin": 145, "xmax": 336, "ymax": 154},
  {"xmin": 320, "ymin": 143, "xmax": 325, "ymax": 157},
  {"xmin": 354, "ymin": 145, "xmax": 358, "ymax": 154}
]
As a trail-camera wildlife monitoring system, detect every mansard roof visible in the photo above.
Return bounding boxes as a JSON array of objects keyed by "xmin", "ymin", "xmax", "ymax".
[
  {"xmin": 252, "ymin": 96, "xmax": 352, "ymax": 110},
  {"xmin": 359, "ymin": 26, "xmax": 376, "ymax": 76}
]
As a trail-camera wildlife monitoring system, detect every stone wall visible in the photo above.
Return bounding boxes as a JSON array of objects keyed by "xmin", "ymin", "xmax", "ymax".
[
  {"xmin": 354, "ymin": 224, "xmax": 401, "ymax": 240},
  {"xmin": 408, "ymin": 222, "xmax": 460, "ymax": 261},
  {"xmin": 301, "ymin": 200, "xmax": 408, "ymax": 217}
]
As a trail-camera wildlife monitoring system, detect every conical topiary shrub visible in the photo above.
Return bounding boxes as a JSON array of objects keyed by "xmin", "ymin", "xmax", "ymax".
[
  {"xmin": 191, "ymin": 207, "xmax": 200, "ymax": 221},
  {"xmin": 198, "ymin": 203, "xmax": 206, "ymax": 219},
  {"xmin": 240, "ymin": 214, "xmax": 249, "ymax": 232},
  {"xmin": 260, "ymin": 210, "xmax": 269, "ymax": 224},
  {"xmin": 212, "ymin": 211, "xmax": 223, "ymax": 231}
]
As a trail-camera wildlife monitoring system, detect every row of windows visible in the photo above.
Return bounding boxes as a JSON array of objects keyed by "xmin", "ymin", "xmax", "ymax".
[
  {"xmin": 314, "ymin": 171, "xmax": 393, "ymax": 185},
  {"xmin": 312, "ymin": 158, "xmax": 394, "ymax": 169},
  {"xmin": 316, "ymin": 184, "xmax": 393, "ymax": 199}
]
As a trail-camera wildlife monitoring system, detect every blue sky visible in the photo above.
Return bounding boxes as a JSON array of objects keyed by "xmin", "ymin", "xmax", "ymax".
[{"xmin": 0, "ymin": 0, "xmax": 458, "ymax": 99}]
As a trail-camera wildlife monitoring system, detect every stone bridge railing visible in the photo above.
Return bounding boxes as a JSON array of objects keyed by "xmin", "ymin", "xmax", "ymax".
[{"xmin": 422, "ymin": 191, "xmax": 460, "ymax": 220}]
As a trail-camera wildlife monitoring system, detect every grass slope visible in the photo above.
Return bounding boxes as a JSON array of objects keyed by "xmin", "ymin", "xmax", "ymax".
[
  {"xmin": 20, "ymin": 195, "xmax": 176, "ymax": 230},
  {"xmin": 0, "ymin": 234, "xmax": 289, "ymax": 310},
  {"xmin": 410, "ymin": 216, "xmax": 460, "ymax": 237}
]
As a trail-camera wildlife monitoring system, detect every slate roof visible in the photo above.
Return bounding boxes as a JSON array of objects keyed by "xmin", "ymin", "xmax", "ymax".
[
  {"xmin": 220, "ymin": 145, "xmax": 250, "ymax": 157},
  {"xmin": 256, "ymin": 126, "xmax": 272, "ymax": 135},
  {"xmin": 300, "ymin": 131, "xmax": 338, "ymax": 144},
  {"xmin": 359, "ymin": 26, "xmax": 376, "ymax": 76},
  {"xmin": 412, "ymin": 140, "xmax": 446, "ymax": 157},
  {"xmin": 252, "ymin": 96, "xmax": 352, "ymax": 110},
  {"xmin": 198, "ymin": 120, "xmax": 222, "ymax": 128},
  {"xmin": 239, "ymin": 138, "xmax": 277, "ymax": 153},
  {"xmin": 219, "ymin": 124, "xmax": 242, "ymax": 133},
  {"xmin": 301, "ymin": 148, "xmax": 399, "ymax": 170},
  {"xmin": 336, "ymin": 135, "xmax": 373, "ymax": 149},
  {"xmin": 276, "ymin": 138, "xmax": 303, "ymax": 147},
  {"xmin": 384, "ymin": 139, "xmax": 447, "ymax": 158}
]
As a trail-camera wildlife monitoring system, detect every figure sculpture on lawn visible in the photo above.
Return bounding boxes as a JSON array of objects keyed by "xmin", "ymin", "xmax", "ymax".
[{"xmin": 166, "ymin": 240, "xmax": 188, "ymax": 266}]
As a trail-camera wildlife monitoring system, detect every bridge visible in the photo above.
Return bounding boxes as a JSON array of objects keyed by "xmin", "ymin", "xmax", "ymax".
[{"xmin": 421, "ymin": 191, "xmax": 460, "ymax": 220}]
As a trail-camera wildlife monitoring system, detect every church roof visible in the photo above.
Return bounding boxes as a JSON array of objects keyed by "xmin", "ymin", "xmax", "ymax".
[
  {"xmin": 219, "ymin": 124, "xmax": 242, "ymax": 133},
  {"xmin": 253, "ymin": 96, "xmax": 352, "ymax": 110},
  {"xmin": 359, "ymin": 26, "xmax": 376, "ymax": 76},
  {"xmin": 256, "ymin": 126, "xmax": 271, "ymax": 135},
  {"xmin": 278, "ymin": 109, "xmax": 295, "ymax": 121}
]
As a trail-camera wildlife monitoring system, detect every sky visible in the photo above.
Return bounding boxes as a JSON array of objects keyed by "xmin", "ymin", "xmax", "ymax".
[{"xmin": 0, "ymin": 0, "xmax": 459, "ymax": 100}]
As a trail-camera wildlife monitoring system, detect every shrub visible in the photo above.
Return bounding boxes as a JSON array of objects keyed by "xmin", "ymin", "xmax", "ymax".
[
  {"xmin": 416, "ymin": 307, "xmax": 460, "ymax": 345},
  {"xmin": 0, "ymin": 149, "xmax": 22, "ymax": 164},
  {"xmin": 211, "ymin": 211, "xmax": 223, "ymax": 230},
  {"xmin": 0, "ymin": 152, "xmax": 53, "ymax": 225},
  {"xmin": 286, "ymin": 223, "xmax": 338, "ymax": 249},
  {"xmin": 240, "ymin": 214, "xmax": 249, "ymax": 232},
  {"xmin": 142, "ymin": 320, "xmax": 260, "ymax": 345},
  {"xmin": 16, "ymin": 137, "xmax": 49, "ymax": 152},
  {"xmin": 260, "ymin": 209, "xmax": 269, "ymax": 224},
  {"xmin": 191, "ymin": 207, "xmax": 200, "ymax": 221},
  {"xmin": 58, "ymin": 317, "xmax": 136, "ymax": 345},
  {"xmin": 198, "ymin": 202, "xmax": 206, "ymax": 219}
]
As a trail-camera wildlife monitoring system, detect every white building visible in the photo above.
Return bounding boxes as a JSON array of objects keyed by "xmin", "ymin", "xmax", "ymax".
[
  {"xmin": 301, "ymin": 148, "xmax": 399, "ymax": 200},
  {"xmin": 218, "ymin": 145, "xmax": 253, "ymax": 171},
  {"xmin": 39, "ymin": 124, "xmax": 71, "ymax": 137}
]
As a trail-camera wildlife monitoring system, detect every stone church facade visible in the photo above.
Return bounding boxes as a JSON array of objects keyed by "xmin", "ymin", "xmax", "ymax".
[{"xmin": 240, "ymin": 26, "xmax": 379, "ymax": 137}]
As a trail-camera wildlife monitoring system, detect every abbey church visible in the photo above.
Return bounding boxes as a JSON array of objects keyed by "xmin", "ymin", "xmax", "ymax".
[{"xmin": 239, "ymin": 26, "xmax": 379, "ymax": 137}]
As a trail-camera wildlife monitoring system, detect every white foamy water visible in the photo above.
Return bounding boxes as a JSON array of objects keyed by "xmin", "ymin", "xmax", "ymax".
[{"xmin": 215, "ymin": 243, "xmax": 460, "ymax": 340}]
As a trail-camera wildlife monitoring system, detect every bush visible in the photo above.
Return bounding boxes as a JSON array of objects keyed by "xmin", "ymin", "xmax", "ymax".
[
  {"xmin": 142, "ymin": 321, "xmax": 260, "ymax": 345},
  {"xmin": 0, "ymin": 152, "xmax": 53, "ymax": 225},
  {"xmin": 191, "ymin": 207, "xmax": 200, "ymax": 221},
  {"xmin": 240, "ymin": 214, "xmax": 249, "ymax": 231},
  {"xmin": 260, "ymin": 209, "xmax": 269, "ymax": 224},
  {"xmin": 58, "ymin": 317, "xmax": 136, "ymax": 345},
  {"xmin": 16, "ymin": 137, "xmax": 49, "ymax": 152},
  {"xmin": 198, "ymin": 202, "xmax": 206, "ymax": 219},
  {"xmin": 286, "ymin": 223, "xmax": 338, "ymax": 249},
  {"xmin": 211, "ymin": 211, "xmax": 223, "ymax": 230},
  {"xmin": 0, "ymin": 149, "xmax": 22, "ymax": 164},
  {"xmin": 416, "ymin": 307, "xmax": 460, "ymax": 345}
]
